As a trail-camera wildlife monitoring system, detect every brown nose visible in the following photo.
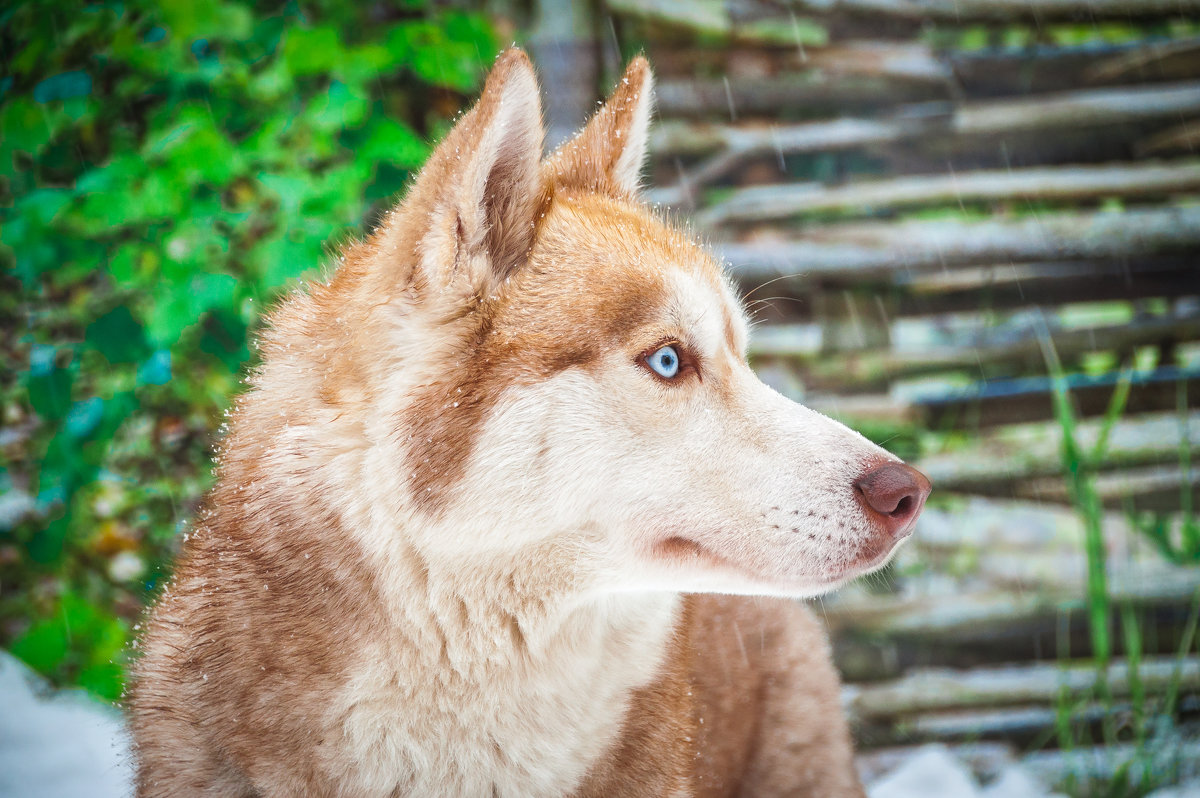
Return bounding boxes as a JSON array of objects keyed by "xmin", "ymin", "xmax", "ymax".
[{"xmin": 853, "ymin": 462, "xmax": 931, "ymax": 537}]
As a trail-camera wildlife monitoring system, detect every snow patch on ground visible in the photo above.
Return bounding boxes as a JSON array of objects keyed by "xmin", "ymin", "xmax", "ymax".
[
  {"xmin": 867, "ymin": 745, "xmax": 1066, "ymax": 798},
  {"xmin": 0, "ymin": 652, "xmax": 131, "ymax": 798}
]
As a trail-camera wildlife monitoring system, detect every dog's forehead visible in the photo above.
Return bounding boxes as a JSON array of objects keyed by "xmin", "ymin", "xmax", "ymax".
[{"xmin": 529, "ymin": 192, "xmax": 744, "ymax": 347}]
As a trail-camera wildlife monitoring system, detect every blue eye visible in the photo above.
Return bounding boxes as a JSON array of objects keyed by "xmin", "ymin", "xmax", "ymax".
[{"xmin": 646, "ymin": 345, "xmax": 681, "ymax": 379}]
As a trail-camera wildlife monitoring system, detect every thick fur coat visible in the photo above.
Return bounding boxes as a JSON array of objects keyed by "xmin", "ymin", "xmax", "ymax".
[{"xmin": 130, "ymin": 49, "xmax": 930, "ymax": 797}]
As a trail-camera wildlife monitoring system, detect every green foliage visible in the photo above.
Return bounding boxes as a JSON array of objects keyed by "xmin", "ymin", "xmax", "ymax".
[
  {"xmin": 1040, "ymin": 333, "xmax": 1198, "ymax": 796},
  {"xmin": 1, "ymin": 0, "xmax": 498, "ymax": 698},
  {"xmin": 1128, "ymin": 382, "xmax": 1200, "ymax": 565}
]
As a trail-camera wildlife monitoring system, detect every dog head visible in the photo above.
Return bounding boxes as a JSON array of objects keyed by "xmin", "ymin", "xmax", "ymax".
[{"xmin": 258, "ymin": 49, "xmax": 929, "ymax": 599}]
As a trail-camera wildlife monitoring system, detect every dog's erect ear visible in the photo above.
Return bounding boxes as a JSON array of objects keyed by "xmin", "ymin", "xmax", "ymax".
[
  {"xmin": 409, "ymin": 48, "xmax": 544, "ymax": 293},
  {"xmin": 543, "ymin": 56, "xmax": 653, "ymax": 201}
]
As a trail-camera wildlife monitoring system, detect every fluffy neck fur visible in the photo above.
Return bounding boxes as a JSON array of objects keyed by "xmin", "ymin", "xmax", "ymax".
[{"xmin": 337, "ymin": 512, "xmax": 683, "ymax": 794}]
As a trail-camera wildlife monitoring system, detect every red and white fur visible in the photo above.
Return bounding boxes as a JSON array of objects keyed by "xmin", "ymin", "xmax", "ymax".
[{"xmin": 131, "ymin": 49, "xmax": 930, "ymax": 797}]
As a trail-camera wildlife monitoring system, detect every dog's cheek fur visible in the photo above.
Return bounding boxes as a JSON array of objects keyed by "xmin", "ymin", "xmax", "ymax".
[{"xmin": 400, "ymin": 192, "xmax": 687, "ymax": 519}]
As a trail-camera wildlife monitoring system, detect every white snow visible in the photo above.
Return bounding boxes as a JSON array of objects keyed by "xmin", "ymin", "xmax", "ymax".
[
  {"xmin": 867, "ymin": 744, "xmax": 1067, "ymax": 798},
  {"xmin": 0, "ymin": 651, "xmax": 132, "ymax": 798}
]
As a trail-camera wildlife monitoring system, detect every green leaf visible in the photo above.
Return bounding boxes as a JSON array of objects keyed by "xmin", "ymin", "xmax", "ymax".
[
  {"xmin": 308, "ymin": 81, "xmax": 370, "ymax": 132},
  {"xmin": 27, "ymin": 515, "xmax": 70, "ymax": 564},
  {"xmin": 25, "ymin": 345, "xmax": 74, "ymax": 422},
  {"xmin": 146, "ymin": 271, "xmax": 238, "ymax": 346},
  {"xmin": 255, "ymin": 228, "xmax": 324, "ymax": 288},
  {"xmin": 409, "ymin": 32, "xmax": 484, "ymax": 93},
  {"xmin": 0, "ymin": 98, "xmax": 60, "ymax": 169},
  {"xmin": 76, "ymin": 154, "xmax": 143, "ymax": 193},
  {"xmin": 87, "ymin": 305, "xmax": 148, "ymax": 365},
  {"xmin": 33, "ymin": 70, "xmax": 93, "ymax": 103},
  {"xmin": 282, "ymin": 25, "xmax": 342, "ymax": 76},
  {"xmin": 258, "ymin": 172, "xmax": 312, "ymax": 215},
  {"xmin": 6, "ymin": 188, "xmax": 73, "ymax": 285},
  {"xmin": 144, "ymin": 106, "xmax": 241, "ymax": 187},
  {"xmin": 360, "ymin": 118, "xmax": 429, "ymax": 168},
  {"xmin": 9, "ymin": 619, "xmax": 70, "ymax": 674},
  {"xmin": 77, "ymin": 662, "xmax": 125, "ymax": 702},
  {"xmin": 107, "ymin": 246, "xmax": 157, "ymax": 286}
]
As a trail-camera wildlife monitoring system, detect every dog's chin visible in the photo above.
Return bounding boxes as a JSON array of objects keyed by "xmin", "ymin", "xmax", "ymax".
[
  {"xmin": 817, "ymin": 534, "xmax": 910, "ymax": 590},
  {"xmin": 646, "ymin": 534, "xmax": 907, "ymax": 599}
]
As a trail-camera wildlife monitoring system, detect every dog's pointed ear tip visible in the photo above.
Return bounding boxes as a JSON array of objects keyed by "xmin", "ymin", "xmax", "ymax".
[
  {"xmin": 480, "ymin": 49, "xmax": 542, "ymax": 117},
  {"xmin": 623, "ymin": 55, "xmax": 654, "ymax": 86},
  {"xmin": 488, "ymin": 48, "xmax": 538, "ymax": 86}
]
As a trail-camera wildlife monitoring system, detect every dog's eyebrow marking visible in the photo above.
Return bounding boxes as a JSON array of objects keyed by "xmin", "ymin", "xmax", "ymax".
[{"xmin": 403, "ymin": 196, "xmax": 672, "ymax": 517}]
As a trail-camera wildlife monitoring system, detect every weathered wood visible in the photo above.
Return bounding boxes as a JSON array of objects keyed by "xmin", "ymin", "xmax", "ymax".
[
  {"xmin": 802, "ymin": 392, "xmax": 921, "ymax": 424},
  {"xmin": 1137, "ymin": 120, "xmax": 1200, "ymax": 156},
  {"xmin": 699, "ymin": 161, "xmax": 1200, "ymax": 225},
  {"xmin": 654, "ymin": 72, "xmax": 948, "ymax": 118},
  {"xmin": 604, "ymin": 0, "xmax": 732, "ymax": 37},
  {"xmin": 896, "ymin": 257, "xmax": 1198, "ymax": 316},
  {"xmin": 954, "ymin": 38, "xmax": 1200, "ymax": 96},
  {"xmin": 747, "ymin": 0, "xmax": 1200, "ymax": 23},
  {"xmin": 738, "ymin": 257, "xmax": 1197, "ymax": 322},
  {"xmin": 648, "ymin": 39, "xmax": 1200, "ymax": 100},
  {"xmin": 720, "ymin": 205, "xmax": 1200, "ymax": 279},
  {"xmin": 918, "ymin": 367, "xmax": 1200, "ymax": 429},
  {"xmin": 652, "ymin": 81, "xmax": 1200, "ymax": 159},
  {"xmin": 896, "ymin": 703, "xmax": 1106, "ymax": 743},
  {"xmin": 848, "ymin": 656, "xmax": 1200, "ymax": 720},
  {"xmin": 1086, "ymin": 37, "xmax": 1200, "ymax": 84},
  {"xmin": 1019, "ymin": 463, "xmax": 1200, "ymax": 512},
  {"xmin": 959, "ymin": 81, "xmax": 1200, "ymax": 134},
  {"xmin": 531, "ymin": 0, "xmax": 600, "ymax": 149},
  {"xmin": 648, "ymin": 81, "xmax": 1200, "ymax": 194},
  {"xmin": 821, "ymin": 566, "xmax": 1200, "ymax": 639},
  {"xmin": 798, "ymin": 368, "xmax": 1200, "ymax": 429},
  {"xmin": 750, "ymin": 314, "xmax": 1200, "ymax": 392},
  {"xmin": 916, "ymin": 412, "xmax": 1200, "ymax": 493}
]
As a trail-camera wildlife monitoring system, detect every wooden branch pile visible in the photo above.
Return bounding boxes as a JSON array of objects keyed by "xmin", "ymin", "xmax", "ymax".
[
  {"xmin": 608, "ymin": 0, "xmax": 1200, "ymax": 506},
  {"xmin": 604, "ymin": 0, "xmax": 1200, "ymax": 780}
]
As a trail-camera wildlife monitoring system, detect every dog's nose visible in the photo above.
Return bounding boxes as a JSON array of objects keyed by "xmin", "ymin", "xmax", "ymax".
[{"xmin": 853, "ymin": 462, "xmax": 931, "ymax": 537}]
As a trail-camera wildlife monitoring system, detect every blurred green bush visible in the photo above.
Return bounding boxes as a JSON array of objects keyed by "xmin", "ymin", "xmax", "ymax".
[{"xmin": 1, "ymin": 0, "xmax": 498, "ymax": 700}]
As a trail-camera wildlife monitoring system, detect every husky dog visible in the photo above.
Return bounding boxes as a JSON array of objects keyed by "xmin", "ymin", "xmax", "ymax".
[{"xmin": 131, "ymin": 49, "xmax": 930, "ymax": 797}]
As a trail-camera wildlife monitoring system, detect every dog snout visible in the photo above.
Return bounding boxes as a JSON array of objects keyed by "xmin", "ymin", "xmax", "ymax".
[{"xmin": 852, "ymin": 462, "xmax": 931, "ymax": 538}]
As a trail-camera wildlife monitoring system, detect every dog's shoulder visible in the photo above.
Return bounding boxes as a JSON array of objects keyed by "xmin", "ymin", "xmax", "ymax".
[{"xmin": 576, "ymin": 595, "xmax": 830, "ymax": 798}]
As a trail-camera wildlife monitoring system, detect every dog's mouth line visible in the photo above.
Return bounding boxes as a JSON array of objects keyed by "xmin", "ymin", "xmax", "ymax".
[
  {"xmin": 652, "ymin": 532, "xmax": 847, "ymax": 587},
  {"xmin": 652, "ymin": 535, "xmax": 767, "ymax": 584},
  {"xmin": 652, "ymin": 522, "xmax": 911, "ymax": 589},
  {"xmin": 655, "ymin": 535, "xmax": 730, "ymax": 569}
]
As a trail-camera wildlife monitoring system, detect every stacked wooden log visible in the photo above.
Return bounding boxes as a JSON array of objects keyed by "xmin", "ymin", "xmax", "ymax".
[
  {"xmin": 609, "ymin": 0, "xmax": 1200, "ymax": 510},
  {"xmin": 600, "ymin": 0, "xmax": 1200, "ymax": 788}
]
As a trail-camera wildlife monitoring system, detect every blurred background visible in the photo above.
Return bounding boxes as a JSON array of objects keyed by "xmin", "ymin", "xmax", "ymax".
[{"xmin": 2, "ymin": 1, "xmax": 1199, "ymax": 795}]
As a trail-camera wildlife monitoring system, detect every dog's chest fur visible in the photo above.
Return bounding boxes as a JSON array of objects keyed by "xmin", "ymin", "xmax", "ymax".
[{"xmin": 324, "ymin": 591, "xmax": 684, "ymax": 796}]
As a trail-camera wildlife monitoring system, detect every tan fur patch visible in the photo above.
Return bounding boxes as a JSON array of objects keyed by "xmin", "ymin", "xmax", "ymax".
[
  {"xmin": 131, "ymin": 439, "xmax": 387, "ymax": 795},
  {"xmin": 573, "ymin": 595, "xmax": 865, "ymax": 798},
  {"xmin": 403, "ymin": 191, "xmax": 735, "ymax": 516},
  {"xmin": 572, "ymin": 598, "xmax": 695, "ymax": 797},
  {"xmin": 543, "ymin": 56, "xmax": 654, "ymax": 200}
]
